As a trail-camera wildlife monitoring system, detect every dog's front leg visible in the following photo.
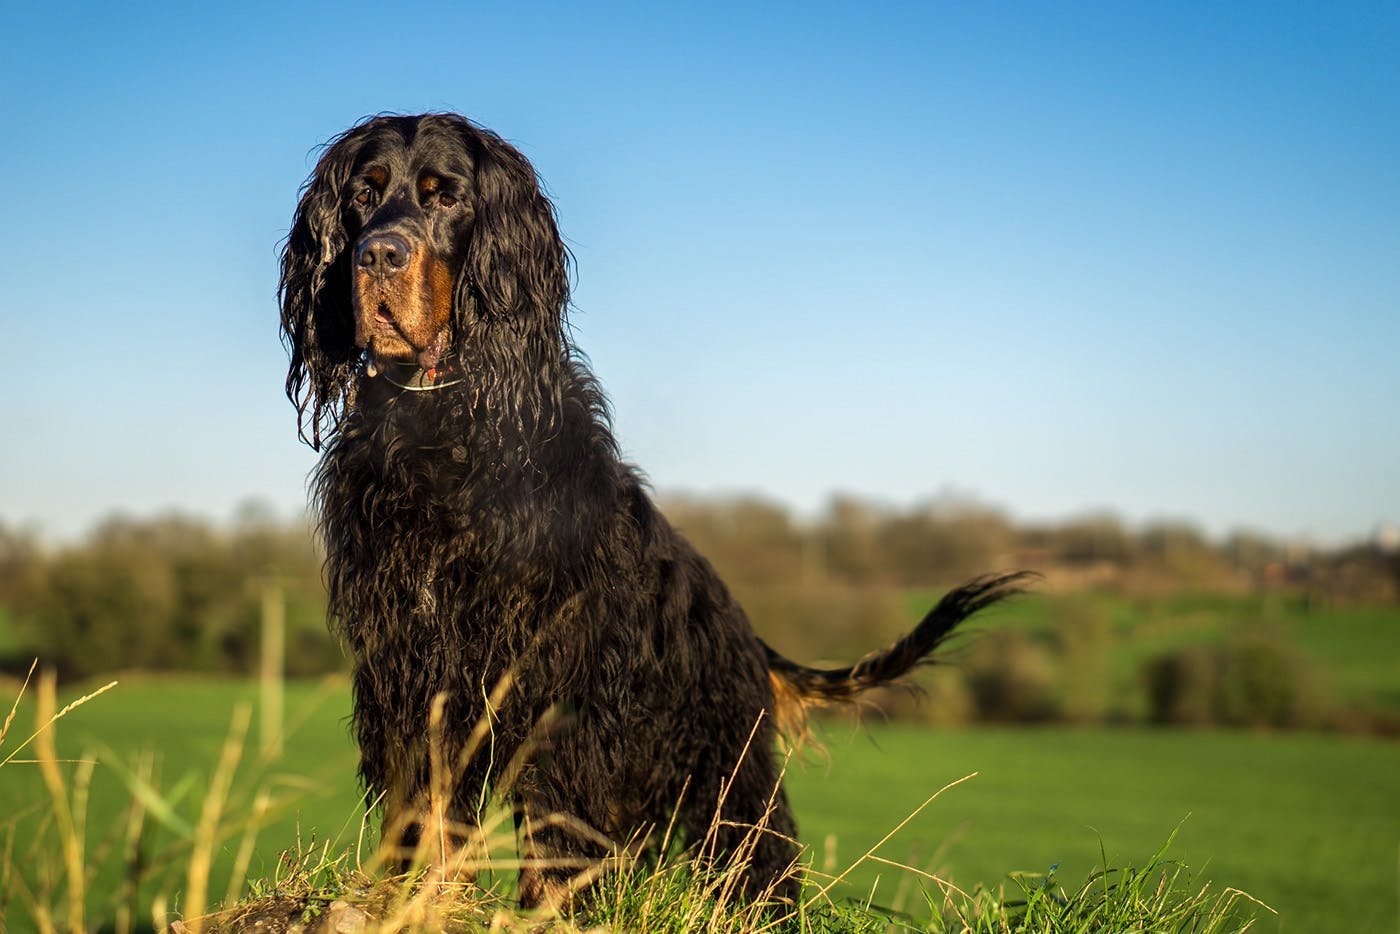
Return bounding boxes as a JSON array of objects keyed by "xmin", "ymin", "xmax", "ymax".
[
  {"xmin": 514, "ymin": 799, "xmax": 579, "ymax": 912},
  {"xmin": 511, "ymin": 783, "xmax": 623, "ymax": 913},
  {"xmin": 375, "ymin": 749, "xmax": 488, "ymax": 884}
]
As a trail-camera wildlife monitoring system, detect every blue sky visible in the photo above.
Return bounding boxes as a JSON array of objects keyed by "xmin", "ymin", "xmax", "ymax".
[{"xmin": 2, "ymin": 1, "xmax": 1396, "ymax": 543}]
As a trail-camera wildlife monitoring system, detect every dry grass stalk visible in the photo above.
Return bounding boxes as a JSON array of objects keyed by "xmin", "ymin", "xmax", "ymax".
[
  {"xmin": 182, "ymin": 703, "xmax": 252, "ymax": 933},
  {"xmin": 34, "ymin": 669, "xmax": 88, "ymax": 934}
]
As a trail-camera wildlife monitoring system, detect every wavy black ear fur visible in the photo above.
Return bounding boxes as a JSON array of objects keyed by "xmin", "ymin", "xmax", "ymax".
[
  {"xmin": 279, "ymin": 123, "xmax": 375, "ymax": 449},
  {"xmin": 447, "ymin": 118, "xmax": 574, "ymax": 444},
  {"xmin": 453, "ymin": 119, "xmax": 569, "ymax": 332}
]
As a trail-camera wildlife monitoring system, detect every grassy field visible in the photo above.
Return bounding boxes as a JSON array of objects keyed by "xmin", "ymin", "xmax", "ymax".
[
  {"xmin": 794, "ymin": 725, "xmax": 1400, "ymax": 931},
  {"xmin": 3, "ymin": 677, "xmax": 1398, "ymax": 931}
]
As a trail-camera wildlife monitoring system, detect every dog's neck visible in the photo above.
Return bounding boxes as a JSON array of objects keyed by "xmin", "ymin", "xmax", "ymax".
[{"xmin": 368, "ymin": 355, "xmax": 466, "ymax": 392}]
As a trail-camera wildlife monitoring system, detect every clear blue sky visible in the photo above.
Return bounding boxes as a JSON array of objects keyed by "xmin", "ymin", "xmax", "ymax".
[{"xmin": 2, "ymin": 1, "xmax": 1396, "ymax": 544}]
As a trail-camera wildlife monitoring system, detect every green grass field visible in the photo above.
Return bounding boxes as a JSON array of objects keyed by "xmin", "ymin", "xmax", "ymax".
[
  {"xmin": 4, "ymin": 677, "xmax": 1398, "ymax": 931},
  {"xmin": 794, "ymin": 725, "xmax": 1400, "ymax": 931}
]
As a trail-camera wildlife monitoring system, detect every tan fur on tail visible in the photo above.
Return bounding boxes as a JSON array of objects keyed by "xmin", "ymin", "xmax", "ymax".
[{"xmin": 768, "ymin": 670, "xmax": 825, "ymax": 751}]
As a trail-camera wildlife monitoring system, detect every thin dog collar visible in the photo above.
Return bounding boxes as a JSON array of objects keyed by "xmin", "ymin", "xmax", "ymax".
[{"xmin": 371, "ymin": 357, "xmax": 466, "ymax": 392}]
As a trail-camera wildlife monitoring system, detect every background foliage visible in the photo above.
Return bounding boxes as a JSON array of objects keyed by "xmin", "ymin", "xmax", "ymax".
[{"xmin": 3, "ymin": 497, "xmax": 1396, "ymax": 732}]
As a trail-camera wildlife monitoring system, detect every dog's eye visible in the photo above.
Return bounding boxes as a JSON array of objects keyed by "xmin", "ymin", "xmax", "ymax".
[
  {"xmin": 354, "ymin": 187, "xmax": 375, "ymax": 206},
  {"xmin": 436, "ymin": 193, "xmax": 458, "ymax": 208}
]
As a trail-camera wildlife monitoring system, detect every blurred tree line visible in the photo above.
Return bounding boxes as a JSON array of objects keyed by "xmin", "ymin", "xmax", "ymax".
[
  {"xmin": 1, "ymin": 496, "xmax": 1395, "ymax": 731},
  {"xmin": 0, "ymin": 505, "xmax": 339, "ymax": 680},
  {"xmin": 660, "ymin": 495, "xmax": 1398, "ymax": 602}
]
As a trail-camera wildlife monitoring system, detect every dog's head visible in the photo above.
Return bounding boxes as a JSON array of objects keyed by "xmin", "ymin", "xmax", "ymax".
[{"xmin": 280, "ymin": 114, "xmax": 569, "ymax": 448}]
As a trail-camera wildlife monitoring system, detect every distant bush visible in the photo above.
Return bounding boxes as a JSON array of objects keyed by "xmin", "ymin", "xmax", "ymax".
[
  {"xmin": 1141, "ymin": 628, "xmax": 1327, "ymax": 729},
  {"xmin": 1215, "ymin": 631, "xmax": 1327, "ymax": 727},
  {"xmin": 1050, "ymin": 600, "xmax": 1117, "ymax": 722},
  {"xmin": 1142, "ymin": 647, "xmax": 1219, "ymax": 726},
  {"xmin": 961, "ymin": 628, "xmax": 1062, "ymax": 723}
]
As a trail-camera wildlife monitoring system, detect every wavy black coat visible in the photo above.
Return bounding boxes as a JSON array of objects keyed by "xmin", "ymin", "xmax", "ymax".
[{"xmin": 278, "ymin": 113, "xmax": 1028, "ymax": 906}]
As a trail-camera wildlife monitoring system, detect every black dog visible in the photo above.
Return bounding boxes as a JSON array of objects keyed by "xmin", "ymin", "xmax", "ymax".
[{"xmin": 279, "ymin": 113, "xmax": 1026, "ymax": 907}]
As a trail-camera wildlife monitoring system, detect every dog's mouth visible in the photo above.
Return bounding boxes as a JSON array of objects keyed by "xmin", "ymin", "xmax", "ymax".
[
  {"xmin": 360, "ymin": 305, "xmax": 450, "ymax": 374},
  {"xmin": 370, "ymin": 301, "xmax": 398, "ymax": 335},
  {"xmin": 354, "ymin": 283, "xmax": 452, "ymax": 374}
]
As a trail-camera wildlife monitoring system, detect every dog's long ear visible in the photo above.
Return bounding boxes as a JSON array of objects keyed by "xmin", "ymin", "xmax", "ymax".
[
  {"xmin": 455, "ymin": 125, "xmax": 570, "ymax": 335},
  {"xmin": 279, "ymin": 127, "xmax": 365, "ymax": 449}
]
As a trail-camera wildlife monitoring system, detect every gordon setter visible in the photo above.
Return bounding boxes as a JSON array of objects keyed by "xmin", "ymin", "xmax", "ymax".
[{"xmin": 279, "ymin": 113, "xmax": 1027, "ymax": 909}]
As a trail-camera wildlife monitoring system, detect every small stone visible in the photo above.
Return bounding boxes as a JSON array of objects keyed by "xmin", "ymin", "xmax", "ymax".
[{"xmin": 332, "ymin": 906, "xmax": 368, "ymax": 933}]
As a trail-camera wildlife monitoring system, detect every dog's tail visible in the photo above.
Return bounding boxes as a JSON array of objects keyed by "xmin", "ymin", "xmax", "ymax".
[{"xmin": 763, "ymin": 571, "xmax": 1035, "ymax": 734}]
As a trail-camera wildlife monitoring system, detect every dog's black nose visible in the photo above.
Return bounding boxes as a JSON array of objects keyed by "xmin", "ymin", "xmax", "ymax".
[{"xmin": 356, "ymin": 233, "xmax": 412, "ymax": 276}]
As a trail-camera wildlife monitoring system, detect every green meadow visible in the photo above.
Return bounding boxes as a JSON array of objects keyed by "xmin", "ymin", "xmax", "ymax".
[{"xmin": 3, "ymin": 677, "xmax": 1398, "ymax": 931}]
